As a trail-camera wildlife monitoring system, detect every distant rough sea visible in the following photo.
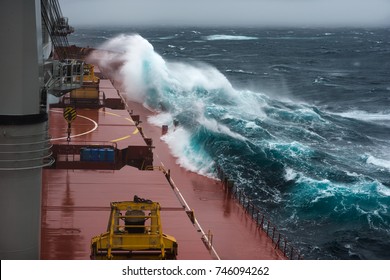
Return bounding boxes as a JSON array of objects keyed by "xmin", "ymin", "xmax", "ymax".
[{"xmin": 69, "ymin": 26, "xmax": 390, "ymax": 259}]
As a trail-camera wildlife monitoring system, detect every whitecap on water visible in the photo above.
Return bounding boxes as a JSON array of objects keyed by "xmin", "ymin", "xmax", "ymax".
[
  {"xmin": 205, "ymin": 34, "xmax": 258, "ymax": 41},
  {"xmin": 366, "ymin": 154, "xmax": 390, "ymax": 171},
  {"xmin": 376, "ymin": 184, "xmax": 390, "ymax": 197},
  {"xmin": 284, "ymin": 167, "xmax": 298, "ymax": 181}
]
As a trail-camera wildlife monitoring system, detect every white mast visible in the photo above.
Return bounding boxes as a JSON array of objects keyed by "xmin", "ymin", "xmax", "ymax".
[{"xmin": 0, "ymin": 0, "xmax": 50, "ymax": 259}]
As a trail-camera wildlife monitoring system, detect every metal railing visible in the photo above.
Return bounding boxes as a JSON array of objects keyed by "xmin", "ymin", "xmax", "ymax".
[
  {"xmin": 216, "ymin": 166, "xmax": 303, "ymax": 260},
  {"xmin": 45, "ymin": 59, "xmax": 84, "ymax": 97},
  {"xmin": 50, "ymin": 140, "xmax": 118, "ymax": 170},
  {"xmin": 0, "ymin": 136, "xmax": 54, "ymax": 171}
]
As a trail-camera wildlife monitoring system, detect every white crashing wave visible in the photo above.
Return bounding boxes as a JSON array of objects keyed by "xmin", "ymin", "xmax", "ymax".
[
  {"xmin": 205, "ymin": 34, "xmax": 258, "ymax": 41},
  {"xmin": 331, "ymin": 110, "xmax": 390, "ymax": 123},
  {"xmin": 366, "ymin": 154, "xmax": 390, "ymax": 171}
]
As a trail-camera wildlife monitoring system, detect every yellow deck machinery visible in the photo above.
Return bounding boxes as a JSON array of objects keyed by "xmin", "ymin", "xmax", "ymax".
[
  {"xmin": 90, "ymin": 196, "xmax": 178, "ymax": 260},
  {"xmin": 69, "ymin": 64, "xmax": 100, "ymax": 104}
]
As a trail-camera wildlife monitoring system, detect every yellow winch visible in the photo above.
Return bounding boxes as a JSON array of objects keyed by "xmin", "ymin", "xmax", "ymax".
[{"xmin": 90, "ymin": 196, "xmax": 178, "ymax": 260}]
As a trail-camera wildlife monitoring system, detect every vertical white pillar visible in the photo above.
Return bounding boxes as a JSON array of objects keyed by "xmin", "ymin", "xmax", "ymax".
[{"xmin": 0, "ymin": 0, "xmax": 49, "ymax": 259}]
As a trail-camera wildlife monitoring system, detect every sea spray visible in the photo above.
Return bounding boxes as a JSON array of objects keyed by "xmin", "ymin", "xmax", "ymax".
[
  {"xmin": 91, "ymin": 34, "xmax": 235, "ymax": 105},
  {"xmin": 90, "ymin": 34, "xmax": 244, "ymax": 174}
]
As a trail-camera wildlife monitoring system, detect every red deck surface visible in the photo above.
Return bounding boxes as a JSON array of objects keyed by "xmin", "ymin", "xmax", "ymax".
[
  {"xmin": 41, "ymin": 167, "xmax": 212, "ymax": 260},
  {"xmin": 49, "ymin": 107, "xmax": 142, "ymax": 150},
  {"xmin": 41, "ymin": 70, "xmax": 286, "ymax": 260}
]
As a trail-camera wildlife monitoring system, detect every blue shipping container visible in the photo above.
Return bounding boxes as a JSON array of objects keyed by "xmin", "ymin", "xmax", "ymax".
[
  {"xmin": 105, "ymin": 148, "xmax": 115, "ymax": 162},
  {"xmin": 80, "ymin": 147, "xmax": 115, "ymax": 162},
  {"xmin": 80, "ymin": 148, "xmax": 91, "ymax": 161},
  {"xmin": 91, "ymin": 148, "xmax": 99, "ymax": 161},
  {"xmin": 98, "ymin": 148, "xmax": 106, "ymax": 161}
]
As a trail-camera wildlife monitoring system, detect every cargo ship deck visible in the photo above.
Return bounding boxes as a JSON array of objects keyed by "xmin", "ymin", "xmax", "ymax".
[{"xmin": 41, "ymin": 68, "xmax": 286, "ymax": 260}]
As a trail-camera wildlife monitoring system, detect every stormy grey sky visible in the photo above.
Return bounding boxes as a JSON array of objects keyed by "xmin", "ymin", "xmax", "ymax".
[{"xmin": 59, "ymin": 0, "xmax": 390, "ymax": 27}]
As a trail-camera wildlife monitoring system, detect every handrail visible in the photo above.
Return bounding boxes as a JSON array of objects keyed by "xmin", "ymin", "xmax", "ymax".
[
  {"xmin": 0, "ymin": 136, "xmax": 53, "ymax": 170},
  {"xmin": 216, "ymin": 165, "xmax": 303, "ymax": 260},
  {"xmin": 53, "ymin": 141, "xmax": 117, "ymax": 149},
  {"xmin": 202, "ymin": 230, "xmax": 214, "ymax": 249},
  {"xmin": 0, "ymin": 157, "xmax": 55, "ymax": 171}
]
